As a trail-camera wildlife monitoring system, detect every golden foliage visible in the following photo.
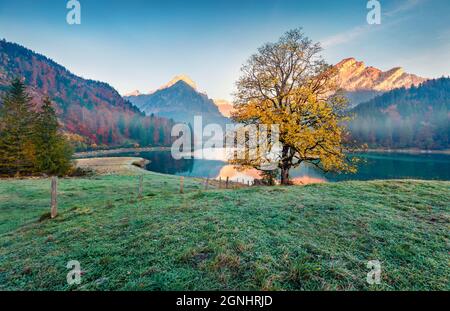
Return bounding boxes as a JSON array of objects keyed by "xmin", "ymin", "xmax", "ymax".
[{"xmin": 231, "ymin": 29, "xmax": 358, "ymax": 184}]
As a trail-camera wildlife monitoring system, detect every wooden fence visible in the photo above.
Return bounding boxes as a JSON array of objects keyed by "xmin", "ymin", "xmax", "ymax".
[{"xmin": 47, "ymin": 175, "xmax": 252, "ymax": 219}]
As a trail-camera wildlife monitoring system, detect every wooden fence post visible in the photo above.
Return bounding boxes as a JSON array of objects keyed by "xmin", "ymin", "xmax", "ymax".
[
  {"xmin": 138, "ymin": 175, "xmax": 144, "ymax": 199},
  {"xmin": 51, "ymin": 176, "xmax": 58, "ymax": 219},
  {"xmin": 205, "ymin": 178, "xmax": 209, "ymax": 190},
  {"xmin": 180, "ymin": 176, "xmax": 184, "ymax": 194},
  {"xmin": 226, "ymin": 177, "xmax": 229, "ymax": 189},
  {"xmin": 219, "ymin": 177, "xmax": 222, "ymax": 189}
]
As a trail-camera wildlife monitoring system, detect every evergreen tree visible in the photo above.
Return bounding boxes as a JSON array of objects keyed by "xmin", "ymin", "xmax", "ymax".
[
  {"xmin": 0, "ymin": 79, "xmax": 36, "ymax": 176},
  {"xmin": 158, "ymin": 125, "xmax": 165, "ymax": 145},
  {"xmin": 118, "ymin": 115, "xmax": 126, "ymax": 135},
  {"xmin": 137, "ymin": 123, "xmax": 147, "ymax": 146},
  {"xmin": 148, "ymin": 124, "xmax": 155, "ymax": 145},
  {"xmin": 33, "ymin": 97, "xmax": 73, "ymax": 175},
  {"xmin": 107, "ymin": 127, "xmax": 114, "ymax": 145}
]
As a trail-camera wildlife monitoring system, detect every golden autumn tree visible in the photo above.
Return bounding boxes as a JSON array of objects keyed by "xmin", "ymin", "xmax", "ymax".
[{"xmin": 231, "ymin": 29, "xmax": 358, "ymax": 185}]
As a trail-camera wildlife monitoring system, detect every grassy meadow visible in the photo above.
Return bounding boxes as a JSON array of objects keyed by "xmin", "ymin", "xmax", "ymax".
[{"xmin": 0, "ymin": 172, "xmax": 449, "ymax": 291}]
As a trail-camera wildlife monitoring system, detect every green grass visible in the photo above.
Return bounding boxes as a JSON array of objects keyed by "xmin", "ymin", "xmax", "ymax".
[{"xmin": 0, "ymin": 173, "xmax": 449, "ymax": 291}]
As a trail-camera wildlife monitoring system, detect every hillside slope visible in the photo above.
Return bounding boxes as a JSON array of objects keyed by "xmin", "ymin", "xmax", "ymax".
[
  {"xmin": 0, "ymin": 39, "xmax": 175, "ymax": 147},
  {"xmin": 349, "ymin": 78, "xmax": 450, "ymax": 149},
  {"xmin": 0, "ymin": 174, "xmax": 448, "ymax": 291}
]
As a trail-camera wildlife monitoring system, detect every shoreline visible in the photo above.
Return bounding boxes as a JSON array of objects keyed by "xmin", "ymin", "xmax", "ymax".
[
  {"xmin": 362, "ymin": 149, "xmax": 450, "ymax": 155},
  {"xmin": 74, "ymin": 146, "xmax": 450, "ymax": 159},
  {"xmin": 74, "ymin": 157, "xmax": 150, "ymax": 175},
  {"xmin": 73, "ymin": 147, "xmax": 171, "ymax": 158}
]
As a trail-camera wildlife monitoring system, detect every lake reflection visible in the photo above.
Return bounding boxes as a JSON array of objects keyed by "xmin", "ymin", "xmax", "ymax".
[{"xmin": 96, "ymin": 150, "xmax": 450, "ymax": 183}]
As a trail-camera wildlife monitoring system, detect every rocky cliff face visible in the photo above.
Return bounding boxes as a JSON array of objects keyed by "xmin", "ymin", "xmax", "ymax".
[{"xmin": 336, "ymin": 58, "xmax": 427, "ymax": 92}]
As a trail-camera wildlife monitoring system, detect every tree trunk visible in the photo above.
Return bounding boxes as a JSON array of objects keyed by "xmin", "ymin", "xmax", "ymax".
[
  {"xmin": 280, "ymin": 145, "xmax": 291, "ymax": 185},
  {"xmin": 280, "ymin": 166, "xmax": 290, "ymax": 185}
]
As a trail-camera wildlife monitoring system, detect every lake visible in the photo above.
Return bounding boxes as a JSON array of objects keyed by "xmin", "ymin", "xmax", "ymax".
[{"xmin": 92, "ymin": 150, "xmax": 450, "ymax": 183}]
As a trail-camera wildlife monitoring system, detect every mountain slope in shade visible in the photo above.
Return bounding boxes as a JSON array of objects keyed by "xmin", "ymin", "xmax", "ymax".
[
  {"xmin": 0, "ymin": 39, "xmax": 175, "ymax": 147},
  {"xmin": 349, "ymin": 78, "xmax": 450, "ymax": 150},
  {"xmin": 125, "ymin": 77, "xmax": 229, "ymax": 126},
  {"xmin": 336, "ymin": 58, "xmax": 428, "ymax": 107}
]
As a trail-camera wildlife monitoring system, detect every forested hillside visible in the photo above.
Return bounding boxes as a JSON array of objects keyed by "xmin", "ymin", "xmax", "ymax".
[
  {"xmin": 0, "ymin": 39, "xmax": 175, "ymax": 149},
  {"xmin": 349, "ymin": 78, "xmax": 450, "ymax": 149}
]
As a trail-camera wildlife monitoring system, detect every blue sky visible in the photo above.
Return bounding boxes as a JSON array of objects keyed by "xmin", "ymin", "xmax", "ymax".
[{"xmin": 0, "ymin": 0, "xmax": 449, "ymax": 100}]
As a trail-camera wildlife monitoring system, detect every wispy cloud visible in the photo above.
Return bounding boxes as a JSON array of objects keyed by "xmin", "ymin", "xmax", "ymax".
[
  {"xmin": 320, "ymin": 0, "xmax": 424, "ymax": 49},
  {"xmin": 384, "ymin": 0, "xmax": 425, "ymax": 17},
  {"xmin": 321, "ymin": 25, "xmax": 372, "ymax": 49}
]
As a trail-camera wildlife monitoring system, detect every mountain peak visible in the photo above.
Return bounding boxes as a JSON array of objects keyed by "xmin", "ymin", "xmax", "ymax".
[
  {"xmin": 124, "ymin": 90, "xmax": 141, "ymax": 97},
  {"xmin": 337, "ymin": 57, "xmax": 356, "ymax": 65},
  {"xmin": 157, "ymin": 75, "xmax": 197, "ymax": 92},
  {"xmin": 335, "ymin": 58, "xmax": 427, "ymax": 92},
  {"xmin": 126, "ymin": 77, "xmax": 228, "ymax": 126}
]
